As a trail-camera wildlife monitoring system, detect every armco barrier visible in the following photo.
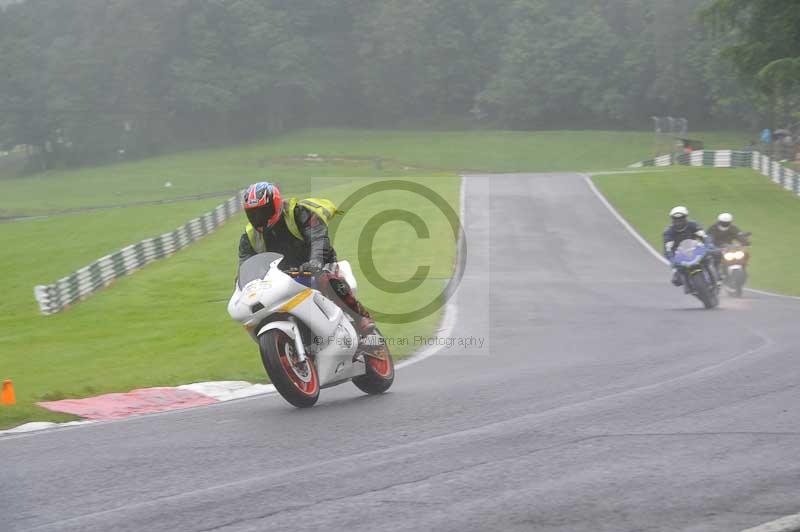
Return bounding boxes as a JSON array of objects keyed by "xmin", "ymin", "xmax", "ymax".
[
  {"xmin": 629, "ymin": 150, "xmax": 799, "ymax": 196},
  {"xmin": 34, "ymin": 194, "xmax": 242, "ymax": 315}
]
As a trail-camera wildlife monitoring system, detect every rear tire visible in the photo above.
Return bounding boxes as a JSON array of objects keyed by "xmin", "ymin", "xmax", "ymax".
[
  {"xmin": 259, "ymin": 330, "xmax": 319, "ymax": 408},
  {"xmin": 352, "ymin": 330, "xmax": 395, "ymax": 395}
]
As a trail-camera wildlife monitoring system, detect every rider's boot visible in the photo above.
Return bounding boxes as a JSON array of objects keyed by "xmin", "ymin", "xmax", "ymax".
[
  {"xmin": 671, "ymin": 269, "xmax": 682, "ymax": 287},
  {"xmin": 319, "ymin": 273, "xmax": 376, "ymax": 341}
]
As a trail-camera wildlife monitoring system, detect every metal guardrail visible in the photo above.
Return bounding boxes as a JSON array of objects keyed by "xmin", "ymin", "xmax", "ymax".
[
  {"xmin": 34, "ymin": 194, "xmax": 242, "ymax": 315},
  {"xmin": 629, "ymin": 150, "xmax": 800, "ymax": 195}
]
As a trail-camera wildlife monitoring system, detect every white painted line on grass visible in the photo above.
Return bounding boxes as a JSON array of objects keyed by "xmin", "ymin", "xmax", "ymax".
[
  {"xmin": 583, "ymin": 173, "xmax": 800, "ymax": 302},
  {"xmin": 396, "ymin": 299, "xmax": 458, "ymax": 370},
  {"xmin": 740, "ymin": 287, "xmax": 800, "ymax": 301},
  {"xmin": 582, "ymin": 174, "xmax": 669, "ymax": 266},
  {"xmin": 741, "ymin": 513, "xmax": 800, "ymax": 532},
  {"xmin": 397, "ymin": 174, "xmax": 465, "ymax": 368}
]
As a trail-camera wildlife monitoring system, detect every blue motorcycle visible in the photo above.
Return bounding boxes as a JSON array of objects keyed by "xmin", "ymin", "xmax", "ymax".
[{"xmin": 672, "ymin": 239, "xmax": 719, "ymax": 309}]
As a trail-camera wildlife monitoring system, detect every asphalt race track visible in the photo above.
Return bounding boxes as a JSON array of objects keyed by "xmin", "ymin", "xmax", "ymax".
[{"xmin": 3, "ymin": 173, "xmax": 800, "ymax": 532}]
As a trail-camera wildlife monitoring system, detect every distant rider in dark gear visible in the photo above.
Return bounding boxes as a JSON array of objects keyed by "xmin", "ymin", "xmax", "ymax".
[
  {"xmin": 663, "ymin": 206, "xmax": 720, "ymax": 287},
  {"xmin": 708, "ymin": 212, "xmax": 750, "ymax": 247},
  {"xmin": 237, "ymin": 182, "xmax": 376, "ymax": 339}
]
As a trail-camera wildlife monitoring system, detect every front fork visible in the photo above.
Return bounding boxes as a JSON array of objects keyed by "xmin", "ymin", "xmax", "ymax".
[
  {"xmin": 258, "ymin": 320, "xmax": 308, "ymax": 364},
  {"xmin": 288, "ymin": 317, "xmax": 308, "ymax": 364}
]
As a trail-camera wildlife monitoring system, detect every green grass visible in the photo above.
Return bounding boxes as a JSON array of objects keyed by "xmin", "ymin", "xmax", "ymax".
[
  {"xmin": 0, "ymin": 128, "xmax": 749, "ymax": 216},
  {"xmin": 593, "ymin": 167, "xmax": 800, "ymax": 296}
]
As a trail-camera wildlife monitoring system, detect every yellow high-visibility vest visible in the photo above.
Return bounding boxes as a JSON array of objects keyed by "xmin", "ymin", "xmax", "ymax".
[{"xmin": 245, "ymin": 197, "xmax": 339, "ymax": 252}]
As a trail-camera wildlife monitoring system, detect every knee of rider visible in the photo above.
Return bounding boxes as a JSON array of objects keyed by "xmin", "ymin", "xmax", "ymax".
[{"xmin": 327, "ymin": 277, "xmax": 349, "ymax": 296}]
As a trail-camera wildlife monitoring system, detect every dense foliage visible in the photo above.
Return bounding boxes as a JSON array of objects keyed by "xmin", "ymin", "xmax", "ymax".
[
  {"xmin": 704, "ymin": 0, "xmax": 800, "ymax": 127},
  {"xmin": 0, "ymin": 0, "xmax": 788, "ymax": 167}
]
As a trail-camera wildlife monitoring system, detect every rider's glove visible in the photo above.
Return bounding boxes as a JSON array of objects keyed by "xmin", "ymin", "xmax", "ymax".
[{"xmin": 300, "ymin": 259, "xmax": 324, "ymax": 274}]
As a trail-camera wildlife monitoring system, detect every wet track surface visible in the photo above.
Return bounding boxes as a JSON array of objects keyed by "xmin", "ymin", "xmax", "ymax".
[{"xmin": 3, "ymin": 173, "xmax": 800, "ymax": 532}]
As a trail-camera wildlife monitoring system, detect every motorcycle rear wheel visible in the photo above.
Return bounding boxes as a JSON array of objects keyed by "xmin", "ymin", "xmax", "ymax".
[
  {"xmin": 352, "ymin": 330, "xmax": 395, "ymax": 395},
  {"xmin": 259, "ymin": 330, "xmax": 319, "ymax": 408}
]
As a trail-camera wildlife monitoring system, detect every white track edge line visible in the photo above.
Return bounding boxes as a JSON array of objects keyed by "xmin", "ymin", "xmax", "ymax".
[
  {"xmin": 0, "ymin": 176, "xmax": 466, "ymax": 439},
  {"xmin": 396, "ymin": 173, "xmax": 465, "ymax": 368},
  {"xmin": 582, "ymin": 173, "xmax": 800, "ymax": 301},
  {"xmin": 740, "ymin": 513, "xmax": 800, "ymax": 532},
  {"xmin": 582, "ymin": 174, "xmax": 670, "ymax": 266}
]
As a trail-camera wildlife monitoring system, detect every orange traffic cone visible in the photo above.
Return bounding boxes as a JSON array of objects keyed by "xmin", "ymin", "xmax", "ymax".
[{"xmin": 1, "ymin": 380, "xmax": 16, "ymax": 405}]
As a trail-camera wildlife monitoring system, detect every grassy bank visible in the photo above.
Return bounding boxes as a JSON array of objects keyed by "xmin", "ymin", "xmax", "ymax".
[{"xmin": 592, "ymin": 167, "xmax": 800, "ymax": 296}]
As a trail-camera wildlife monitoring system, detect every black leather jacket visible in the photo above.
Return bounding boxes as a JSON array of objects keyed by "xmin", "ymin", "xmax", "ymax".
[
  {"xmin": 662, "ymin": 220, "xmax": 710, "ymax": 258},
  {"xmin": 708, "ymin": 222, "xmax": 750, "ymax": 247},
  {"xmin": 238, "ymin": 204, "xmax": 337, "ymax": 268}
]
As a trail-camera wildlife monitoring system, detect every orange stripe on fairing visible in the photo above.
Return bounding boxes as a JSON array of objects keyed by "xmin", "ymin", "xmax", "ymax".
[{"xmin": 277, "ymin": 289, "xmax": 313, "ymax": 313}]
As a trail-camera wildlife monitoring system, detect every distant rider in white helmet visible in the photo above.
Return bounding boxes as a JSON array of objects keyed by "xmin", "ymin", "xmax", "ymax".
[
  {"xmin": 663, "ymin": 206, "xmax": 719, "ymax": 287},
  {"xmin": 708, "ymin": 213, "xmax": 750, "ymax": 248}
]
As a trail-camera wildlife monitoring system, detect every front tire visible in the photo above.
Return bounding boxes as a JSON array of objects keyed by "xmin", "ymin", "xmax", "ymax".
[
  {"xmin": 731, "ymin": 268, "xmax": 746, "ymax": 298},
  {"xmin": 690, "ymin": 270, "xmax": 718, "ymax": 309},
  {"xmin": 259, "ymin": 330, "xmax": 319, "ymax": 408},
  {"xmin": 352, "ymin": 330, "xmax": 395, "ymax": 395}
]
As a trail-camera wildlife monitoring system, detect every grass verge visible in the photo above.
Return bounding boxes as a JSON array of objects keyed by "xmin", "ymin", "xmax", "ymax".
[{"xmin": 592, "ymin": 167, "xmax": 800, "ymax": 296}]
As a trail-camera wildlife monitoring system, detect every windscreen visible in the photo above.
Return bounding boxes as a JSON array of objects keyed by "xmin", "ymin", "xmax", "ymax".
[
  {"xmin": 674, "ymin": 240, "xmax": 703, "ymax": 263},
  {"xmin": 237, "ymin": 253, "xmax": 284, "ymax": 289}
]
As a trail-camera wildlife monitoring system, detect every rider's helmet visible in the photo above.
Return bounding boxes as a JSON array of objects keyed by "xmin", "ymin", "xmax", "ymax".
[
  {"xmin": 243, "ymin": 182, "xmax": 283, "ymax": 230},
  {"xmin": 669, "ymin": 206, "xmax": 690, "ymax": 231},
  {"xmin": 717, "ymin": 212, "xmax": 733, "ymax": 231}
]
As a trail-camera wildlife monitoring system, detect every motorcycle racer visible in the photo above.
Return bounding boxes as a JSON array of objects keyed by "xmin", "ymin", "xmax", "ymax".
[
  {"xmin": 708, "ymin": 213, "xmax": 750, "ymax": 247},
  {"xmin": 663, "ymin": 206, "xmax": 720, "ymax": 286},
  {"xmin": 238, "ymin": 182, "xmax": 376, "ymax": 339}
]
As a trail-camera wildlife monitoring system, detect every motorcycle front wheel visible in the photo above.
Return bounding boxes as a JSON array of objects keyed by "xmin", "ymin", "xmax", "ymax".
[
  {"xmin": 259, "ymin": 330, "xmax": 320, "ymax": 408},
  {"xmin": 690, "ymin": 270, "xmax": 718, "ymax": 309},
  {"xmin": 730, "ymin": 268, "xmax": 746, "ymax": 298}
]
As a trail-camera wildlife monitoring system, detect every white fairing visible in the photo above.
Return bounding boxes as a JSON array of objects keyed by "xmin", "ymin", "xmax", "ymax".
[
  {"xmin": 336, "ymin": 260, "xmax": 358, "ymax": 295},
  {"xmin": 228, "ymin": 255, "xmax": 364, "ymax": 387}
]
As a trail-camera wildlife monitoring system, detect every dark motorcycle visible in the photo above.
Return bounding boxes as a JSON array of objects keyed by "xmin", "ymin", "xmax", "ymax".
[{"xmin": 672, "ymin": 239, "xmax": 720, "ymax": 309}]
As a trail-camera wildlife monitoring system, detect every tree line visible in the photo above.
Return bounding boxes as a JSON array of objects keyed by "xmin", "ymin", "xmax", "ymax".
[{"xmin": 0, "ymin": 0, "xmax": 795, "ymax": 168}]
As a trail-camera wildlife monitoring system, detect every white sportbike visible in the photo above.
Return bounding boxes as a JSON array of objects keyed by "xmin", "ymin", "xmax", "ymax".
[{"xmin": 228, "ymin": 252, "xmax": 394, "ymax": 407}]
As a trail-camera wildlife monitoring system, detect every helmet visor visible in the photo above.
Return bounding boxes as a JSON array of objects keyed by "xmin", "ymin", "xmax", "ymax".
[
  {"xmin": 245, "ymin": 204, "xmax": 276, "ymax": 230},
  {"xmin": 672, "ymin": 216, "xmax": 688, "ymax": 231}
]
